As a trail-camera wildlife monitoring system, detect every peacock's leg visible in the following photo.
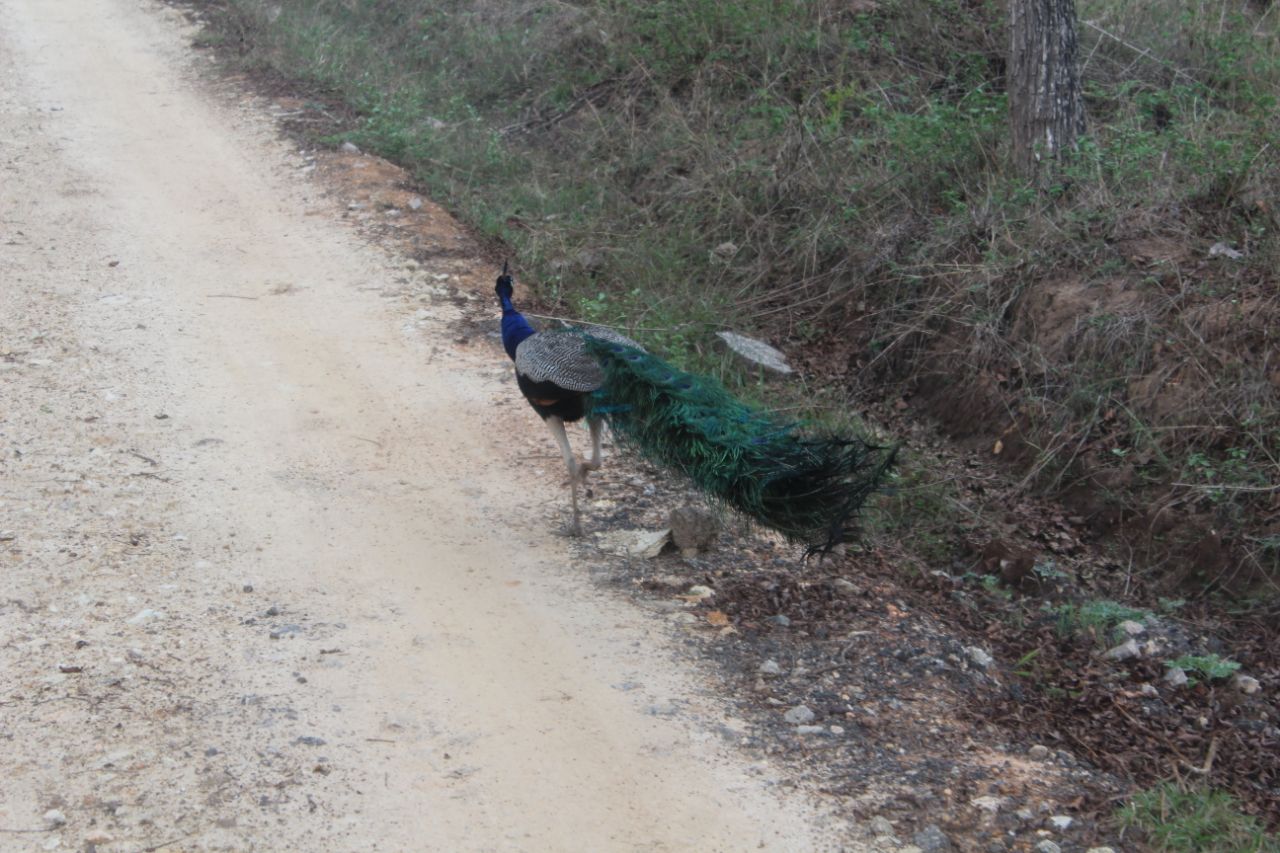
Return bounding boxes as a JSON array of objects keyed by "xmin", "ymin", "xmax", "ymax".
[
  {"xmin": 580, "ymin": 418, "xmax": 604, "ymax": 476},
  {"xmin": 545, "ymin": 416, "xmax": 583, "ymax": 535}
]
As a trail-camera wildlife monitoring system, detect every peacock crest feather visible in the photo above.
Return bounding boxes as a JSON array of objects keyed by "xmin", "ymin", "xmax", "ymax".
[{"xmin": 581, "ymin": 334, "xmax": 896, "ymax": 553}]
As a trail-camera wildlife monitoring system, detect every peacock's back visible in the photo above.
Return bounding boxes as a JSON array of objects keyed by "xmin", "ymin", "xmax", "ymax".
[{"xmin": 515, "ymin": 327, "xmax": 644, "ymax": 392}]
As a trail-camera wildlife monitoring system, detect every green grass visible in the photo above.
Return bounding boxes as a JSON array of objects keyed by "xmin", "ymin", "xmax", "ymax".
[
  {"xmin": 1119, "ymin": 783, "xmax": 1280, "ymax": 853},
  {"xmin": 1165, "ymin": 653, "xmax": 1242, "ymax": 685},
  {"xmin": 1053, "ymin": 599, "xmax": 1152, "ymax": 643}
]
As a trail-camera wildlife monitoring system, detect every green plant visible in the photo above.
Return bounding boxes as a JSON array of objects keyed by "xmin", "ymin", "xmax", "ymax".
[
  {"xmin": 1164, "ymin": 654, "xmax": 1241, "ymax": 685},
  {"xmin": 1118, "ymin": 782, "xmax": 1279, "ymax": 853},
  {"xmin": 1052, "ymin": 599, "xmax": 1151, "ymax": 642}
]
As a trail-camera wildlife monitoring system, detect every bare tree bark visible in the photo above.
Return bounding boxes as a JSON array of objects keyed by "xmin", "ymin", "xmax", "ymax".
[{"xmin": 1009, "ymin": 0, "xmax": 1087, "ymax": 181}]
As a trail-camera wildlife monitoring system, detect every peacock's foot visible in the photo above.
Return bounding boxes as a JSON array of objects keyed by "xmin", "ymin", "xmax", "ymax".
[{"xmin": 553, "ymin": 519, "xmax": 584, "ymax": 538}]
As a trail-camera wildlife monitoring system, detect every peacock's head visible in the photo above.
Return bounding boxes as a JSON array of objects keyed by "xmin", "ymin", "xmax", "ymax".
[{"xmin": 495, "ymin": 261, "xmax": 514, "ymax": 300}]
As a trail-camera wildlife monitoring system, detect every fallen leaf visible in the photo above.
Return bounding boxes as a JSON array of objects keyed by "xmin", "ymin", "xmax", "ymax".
[
  {"xmin": 993, "ymin": 439, "xmax": 1004, "ymax": 455},
  {"xmin": 706, "ymin": 610, "xmax": 730, "ymax": 627}
]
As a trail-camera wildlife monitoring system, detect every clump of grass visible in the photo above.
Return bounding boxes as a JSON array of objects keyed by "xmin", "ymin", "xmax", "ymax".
[
  {"xmin": 1118, "ymin": 782, "xmax": 1279, "ymax": 853},
  {"xmin": 1052, "ymin": 599, "xmax": 1151, "ymax": 643},
  {"xmin": 1165, "ymin": 653, "xmax": 1241, "ymax": 685}
]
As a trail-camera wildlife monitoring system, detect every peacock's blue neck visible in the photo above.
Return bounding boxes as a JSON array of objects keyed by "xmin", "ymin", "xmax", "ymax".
[{"xmin": 499, "ymin": 292, "xmax": 536, "ymax": 360}]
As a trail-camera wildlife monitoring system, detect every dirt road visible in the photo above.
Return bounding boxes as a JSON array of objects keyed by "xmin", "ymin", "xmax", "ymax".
[{"xmin": 0, "ymin": 1, "xmax": 852, "ymax": 849}]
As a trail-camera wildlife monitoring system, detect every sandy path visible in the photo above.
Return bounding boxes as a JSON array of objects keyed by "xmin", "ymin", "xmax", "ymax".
[{"xmin": 0, "ymin": 1, "xmax": 857, "ymax": 851}]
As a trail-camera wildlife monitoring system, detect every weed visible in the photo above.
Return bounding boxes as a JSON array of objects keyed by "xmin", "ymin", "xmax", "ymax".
[
  {"xmin": 1164, "ymin": 653, "xmax": 1241, "ymax": 685},
  {"xmin": 1118, "ymin": 782, "xmax": 1279, "ymax": 853},
  {"xmin": 1053, "ymin": 599, "xmax": 1151, "ymax": 643}
]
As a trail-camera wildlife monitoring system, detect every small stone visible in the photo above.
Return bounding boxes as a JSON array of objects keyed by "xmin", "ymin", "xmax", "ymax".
[
  {"xmin": 1034, "ymin": 842, "xmax": 1061, "ymax": 853},
  {"xmin": 1103, "ymin": 638, "xmax": 1141, "ymax": 661},
  {"xmin": 966, "ymin": 646, "xmax": 995, "ymax": 668},
  {"xmin": 1028, "ymin": 744, "xmax": 1050, "ymax": 760},
  {"xmin": 1118, "ymin": 619, "xmax": 1146, "ymax": 636},
  {"xmin": 770, "ymin": 614, "xmax": 792, "ymax": 628},
  {"xmin": 1209, "ymin": 241, "xmax": 1244, "ymax": 260},
  {"xmin": 668, "ymin": 506, "xmax": 719, "ymax": 555},
  {"xmin": 126, "ymin": 608, "xmax": 163, "ymax": 625},
  {"xmin": 1015, "ymin": 808, "xmax": 1035, "ymax": 823},
  {"xmin": 242, "ymin": 584, "xmax": 254, "ymax": 593},
  {"xmin": 971, "ymin": 795, "xmax": 1004, "ymax": 814},
  {"xmin": 912, "ymin": 824, "xmax": 952, "ymax": 852},
  {"xmin": 669, "ymin": 612, "xmax": 698, "ymax": 625},
  {"xmin": 829, "ymin": 725, "xmax": 845, "ymax": 735},
  {"xmin": 340, "ymin": 140, "xmax": 361, "ymax": 154},
  {"xmin": 632, "ymin": 528, "xmax": 671, "ymax": 559},
  {"xmin": 686, "ymin": 585, "xmax": 715, "ymax": 600},
  {"xmin": 1235, "ymin": 675, "xmax": 1261, "ymax": 694},
  {"xmin": 711, "ymin": 241, "xmax": 739, "ymax": 259},
  {"xmin": 758, "ymin": 659, "xmax": 782, "ymax": 676},
  {"xmin": 832, "ymin": 578, "xmax": 858, "ymax": 594},
  {"xmin": 408, "ymin": 197, "xmax": 423, "ymax": 211},
  {"xmin": 783, "ymin": 705, "xmax": 815, "ymax": 725},
  {"xmin": 1165, "ymin": 666, "xmax": 1189, "ymax": 687},
  {"xmin": 1047, "ymin": 815, "xmax": 1073, "ymax": 830},
  {"xmin": 1140, "ymin": 683, "xmax": 1159, "ymax": 697},
  {"xmin": 867, "ymin": 816, "xmax": 895, "ymax": 836},
  {"xmin": 795, "ymin": 725, "xmax": 825, "ymax": 735},
  {"xmin": 43, "ymin": 809, "xmax": 67, "ymax": 827},
  {"xmin": 294, "ymin": 736, "xmax": 327, "ymax": 747},
  {"xmin": 1086, "ymin": 848, "xmax": 1117, "ymax": 853}
]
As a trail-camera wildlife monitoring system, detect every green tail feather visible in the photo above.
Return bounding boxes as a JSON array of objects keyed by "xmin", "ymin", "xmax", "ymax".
[{"xmin": 583, "ymin": 336, "xmax": 896, "ymax": 553}]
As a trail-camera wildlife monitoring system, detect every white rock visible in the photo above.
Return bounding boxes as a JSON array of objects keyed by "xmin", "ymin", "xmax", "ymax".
[
  {"xmin": 966, "ymin": 646, "xmax": 995, "ymax": 668},
  {"xmin": 1117, "ymin": 619, "xmax": 1146, "ymax": 636},
  {"xmin": 1034, "ymin": 842, "xmax": 1061, "ymax": 853},
  {"xmin": 1235, "ymin": 674, "xmax": 1261, "ymax": 694},
  {"xmin": 340, "ymin": 140, "xmax": 361, "ymax": 154},
  {"xmin": 686, "ymin": 585, "xmax": 715, "ymax": 600},
  {"xmin": 1209, "ymin": 241, "xmax": 1244, "ymax": 260},
  {"xmin": 783, "ymin": 705, "xmax": 815, "ymax": 725},
  {"xmin": 43, "ymin": 809, "xmax": 67, "ymax": 827},
  {"xmin": 1028, "ymin": 744, "xmax": 1050, "ymax": 760},
  {"xmin": 795, "ymin": 725, "xmax": 825, "ymax": 735},
  {"xmin": 971, "ymin": 795, "xmax": 1005, "ymax": 813},
  {"xmin": 1086, "ymin": 848, "xmax": 1117, "ymax": 853},
  {"xmin": 1047, "ymin": 815, "xmax": 1073, "ymax": 830},
  {"xmin": 631, "ymin": 529, "xmax": 671, "ymax": 559},
  {"xmin": 1165, "ymin": 666, "xmax": 1189, "ymax": 687},
  {"xmin": 1103, "ymin": 638, "xmax": 1141, "ymax": 661},
  {"xmin": 126, "ymin": 608, "xmax": 163, "ymax": 625},
  {"xmin": 758, "ymin": 659, "xmax": 782, "ymax": 676},
  {"xmin": 867, "ymin": 816, "xmax": 895, "ymax": 836}
]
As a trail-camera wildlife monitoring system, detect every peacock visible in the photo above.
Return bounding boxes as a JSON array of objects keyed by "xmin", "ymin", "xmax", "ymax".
[{"xmin": 495, "ymin": 264, "xmax": 896, "ymax": 553}]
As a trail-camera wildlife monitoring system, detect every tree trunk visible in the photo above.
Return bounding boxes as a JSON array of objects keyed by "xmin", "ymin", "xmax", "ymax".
[{"xmin": 1009, "ymin": 0, "xmax": 1087, "ymax": 181}]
